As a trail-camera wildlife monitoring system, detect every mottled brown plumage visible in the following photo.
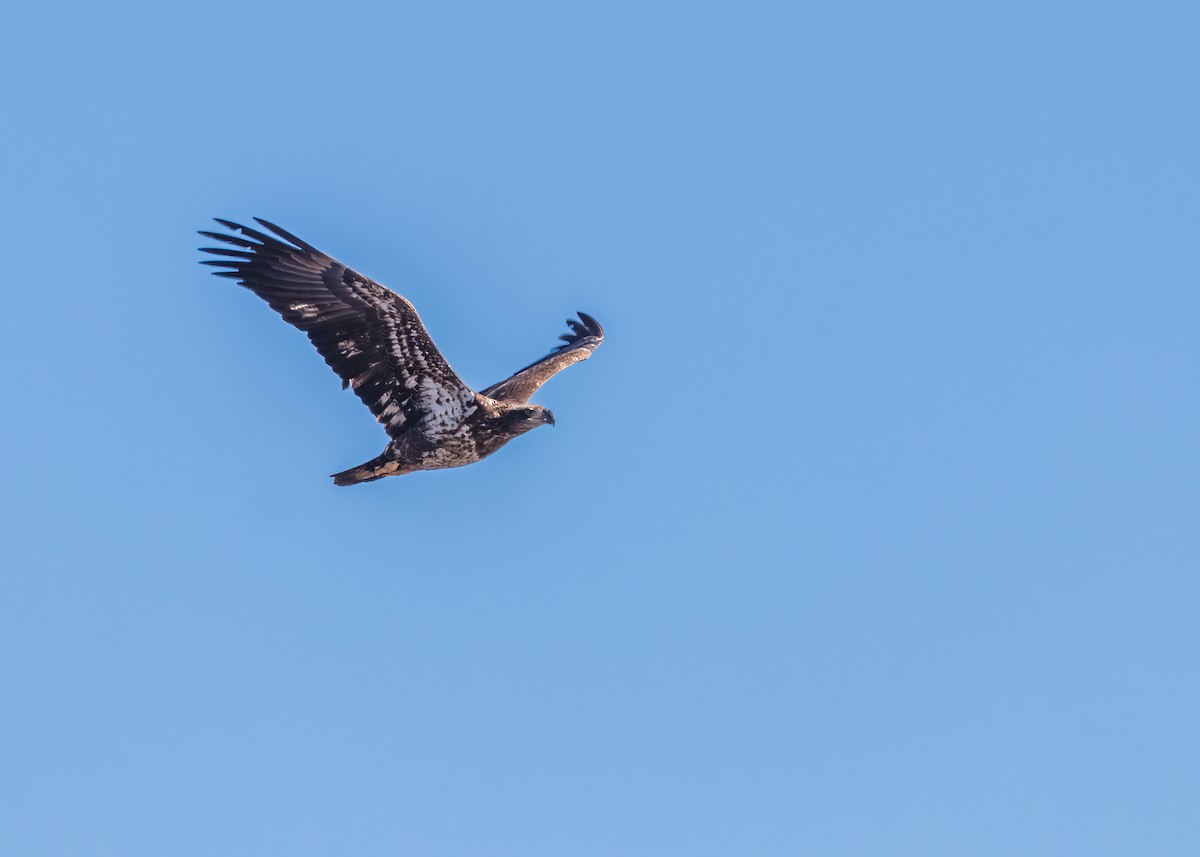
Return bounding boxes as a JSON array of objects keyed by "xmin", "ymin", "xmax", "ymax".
[{"xmin": 199, "ymin": 218, "xmax": 604, "ymax": 484}]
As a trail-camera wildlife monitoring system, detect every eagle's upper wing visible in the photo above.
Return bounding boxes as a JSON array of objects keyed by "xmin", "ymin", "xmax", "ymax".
[
  {"xmin": 481, "ymin": 312, "xmax": 604, "ymax": 403},
  {"xmin": 200, "ymin": 218, "xmax": 476, "ymax": 440}
]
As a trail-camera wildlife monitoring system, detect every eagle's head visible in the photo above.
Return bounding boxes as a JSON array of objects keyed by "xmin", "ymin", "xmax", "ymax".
[{"xmin": 500, "ymin": 404, "xmax": 556, "ymax": 434}]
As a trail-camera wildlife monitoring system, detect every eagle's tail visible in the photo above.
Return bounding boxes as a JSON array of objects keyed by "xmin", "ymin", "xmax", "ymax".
[{"xmin": 331, "ymin": 455, "xmax": 411, "ymax": 486}]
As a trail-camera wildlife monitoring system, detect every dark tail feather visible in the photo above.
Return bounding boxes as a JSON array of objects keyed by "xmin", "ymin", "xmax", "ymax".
[{"xmin": 331, "ymin": 455, "xmax": 410, "ymax": 486}]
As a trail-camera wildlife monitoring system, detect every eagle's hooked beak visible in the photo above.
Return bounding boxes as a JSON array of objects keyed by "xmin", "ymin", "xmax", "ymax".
[{"xmin": 544, "ymin": 410, "xmax": 556, "ymax": 426}]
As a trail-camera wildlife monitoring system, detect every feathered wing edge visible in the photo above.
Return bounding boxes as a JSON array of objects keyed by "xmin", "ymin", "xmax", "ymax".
[
  {"xmin": 481, "ymin": 312, "xmax": 604, "ymax": 403},
  {"xmin": 198, "ymin": 217, "xmax": 476, "ymax": 441}
]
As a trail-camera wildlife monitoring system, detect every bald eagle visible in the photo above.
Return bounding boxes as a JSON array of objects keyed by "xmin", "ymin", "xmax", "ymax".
[{"xmin": 199, "ymin": 218, "xmax": 604, "ymax": 485}]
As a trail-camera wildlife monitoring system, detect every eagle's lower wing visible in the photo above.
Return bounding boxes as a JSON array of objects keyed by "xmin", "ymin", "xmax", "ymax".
[
  {"xmin": 481, "ymin": 312, "xmax": 604, "ymax": 403},
  {"xmin": 200, "ymin": 218, "xmax": 476, "ymax": 440}
]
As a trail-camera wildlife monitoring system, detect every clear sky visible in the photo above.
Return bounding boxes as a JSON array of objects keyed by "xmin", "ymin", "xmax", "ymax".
[{"xmin": 2, "ymin": 2, "xmax": 1197, "ymax": 855}]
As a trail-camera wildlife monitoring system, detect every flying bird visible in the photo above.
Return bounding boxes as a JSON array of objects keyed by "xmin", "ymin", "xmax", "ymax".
[{"xmin": 199, "ymin": 218, "xmax": 604, "ymax": 485}]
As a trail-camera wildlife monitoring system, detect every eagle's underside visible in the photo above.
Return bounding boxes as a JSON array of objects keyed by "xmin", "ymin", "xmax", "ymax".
[
  {"xmin": 334, "ymin": 417, "xmax": 514, "ymax": 485},
  {"xmin": 332, "ymin": 431, "xmax": 492, "ymax": 485}
]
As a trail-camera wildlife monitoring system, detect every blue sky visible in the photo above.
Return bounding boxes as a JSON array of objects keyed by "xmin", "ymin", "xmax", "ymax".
[{"xmin": 2, "ymin": 1, "xmax": 1197, "ymax": 855}]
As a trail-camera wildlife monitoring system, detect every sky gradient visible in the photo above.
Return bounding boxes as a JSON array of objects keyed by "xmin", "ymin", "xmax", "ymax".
[{"xmin": 2, "ymin": 2, "xmax": 1198, "ymax": 855}]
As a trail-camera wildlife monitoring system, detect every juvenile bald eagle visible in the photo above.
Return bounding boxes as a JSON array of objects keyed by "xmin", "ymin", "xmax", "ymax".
[{"xmin": 199, "ymin": 218, "xmax": 604, "ymax": 485}]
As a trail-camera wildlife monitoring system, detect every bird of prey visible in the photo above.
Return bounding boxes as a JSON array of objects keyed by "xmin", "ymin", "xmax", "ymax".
[{"xmin": 199, "ymin": 218, "xmax": 604, "ymax": 485}]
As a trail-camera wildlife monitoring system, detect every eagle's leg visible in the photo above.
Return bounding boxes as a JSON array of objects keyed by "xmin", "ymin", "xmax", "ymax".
[{"xmin": 331, "ymin": 455, "xmax": 413, "ymax": 486}]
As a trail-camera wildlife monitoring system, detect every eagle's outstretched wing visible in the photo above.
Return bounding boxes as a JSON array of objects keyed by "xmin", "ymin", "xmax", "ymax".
[
  {"xmin": 199, "ymin": 218, "xmax": 476, "ymax": 440},
  {"xmin": 481, "ymin": 312, "xmax": 604, "ymax": 403}
]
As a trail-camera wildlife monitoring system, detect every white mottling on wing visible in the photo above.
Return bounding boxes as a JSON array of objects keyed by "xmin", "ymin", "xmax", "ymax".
[
  {"xmin": 289, "ymin": 302, "xmax": 319, "ymax": 319},
  {"xmin": 416, "ymin": 376, "xmax": 468, "ymax": 433},
  {"xmin": 338, "ymin": 339, "xmax": 361, "ymax": 357}
]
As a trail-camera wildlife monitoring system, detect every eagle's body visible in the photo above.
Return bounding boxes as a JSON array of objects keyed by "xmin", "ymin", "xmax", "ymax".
[{"xmin": 199, "ymin": 218, "xmax": 604, "ymax": 485}]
